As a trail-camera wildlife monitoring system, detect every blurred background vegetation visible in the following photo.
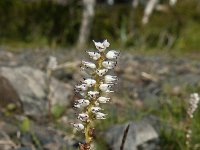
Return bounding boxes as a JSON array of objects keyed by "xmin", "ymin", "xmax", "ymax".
[
  {"xmin": 0, "ymin": 0, "xmax": 200, "ymax": 150},
  {"xmin": 0, "ymin": 0, "xmax": 199, "ymax": 52}
]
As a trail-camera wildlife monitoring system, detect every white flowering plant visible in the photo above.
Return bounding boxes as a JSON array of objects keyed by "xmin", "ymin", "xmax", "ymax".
[
  {"xmin": 71, "ymin": 39, "xmax": 119, "ymax": 150},
  {"xmin": 185, "ymin": 93, "xmax": 200, "ymax": 150}
]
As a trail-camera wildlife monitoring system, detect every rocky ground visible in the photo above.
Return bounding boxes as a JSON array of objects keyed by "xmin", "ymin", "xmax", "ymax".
[{"xmin": 0, "ymin": 49, "xmax": 200, "ymax": 150}]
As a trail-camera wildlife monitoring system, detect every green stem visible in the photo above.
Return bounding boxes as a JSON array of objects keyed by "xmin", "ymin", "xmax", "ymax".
[
  {"xmin": 84, "ymin": 52, "xmax": 105, "ymax": 145},
  {"xmin": 186, "ymin": 116, "xmax": 192, "ymax": 150}
]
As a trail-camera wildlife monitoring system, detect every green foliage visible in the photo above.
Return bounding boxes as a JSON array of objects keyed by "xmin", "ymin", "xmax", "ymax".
[
  {"xmin": 191, "ymin": 105, "xmax": 200, "ymax": 149},
  {"xmin": 0, "ymin": 0, "xmax": 81, "ymax": 46},
  {"xmin": 20, "ymin": 117, "xmax": 31, "ymax": 133},
  {"xmin": 159, "ymin": 128, "xmax": 185, "ymax": 150},
  {"xmin": 0, "ymin": 0, "xmax": 200, "ymax": 52},
  {"xmin": 176, "ymin": 21, "xmax": 200, "ymax": 51},
  {"xmin": 94, "ymin": 86, "xmax": 200, "ymax": 149},
  {"xmin": 154, "ymin": 94, "xmax": 200, "ymax": 149},
  {"xmin": 52, "ymin": 104, "xmax": 65, "ymax": 119},
  {"xmin": 19, "ymin": 117, "xmax": 42, "ymax": 148}
]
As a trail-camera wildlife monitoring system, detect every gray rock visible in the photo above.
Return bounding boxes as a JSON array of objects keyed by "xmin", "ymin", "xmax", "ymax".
[
  {"xmin": 0, "ymin": 75, "xmax": 22, "ymax": 112},
  {"xmin": 15, "ymin": 147, "xmax": 32, "ymax": 150},
  {"xmin": 0, "ymin": 116, "xmax": 76, "ymax": 150},
  {"xmin": 0, "ymin": 66, "xmax": 73, "ymax": 117},
  {"xmin": 105, "ymin": 120, "xmax": 159, "ymax": 150},
  {"xmin": 0, "ymin": 131, "xmax": 15, "ymax": 150}
]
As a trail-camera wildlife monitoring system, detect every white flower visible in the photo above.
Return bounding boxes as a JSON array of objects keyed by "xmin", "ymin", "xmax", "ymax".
[
  {"xmin": 93, "ymin": 39, "xmax": 110, "ymax": 52},
  {"xmin": 91, "ymin": 107, "xmax": 102, "ymax": 113},
  {"xmin": 88, "ymin": 91, "xmax": 99, "ymax": 98},
  {"xmin": 71, "ymin": 123, "xmax": 84, "ymax": 131},
  {"xmin": 74, "ymin": 99, "xmax": 90, "ymax": 108},
  {"xmin": 96, "ymin": 69, "xmax": 108, "ymax": 76},
  {"xmin": 76, "ymin": 99, "xmax": 89, "ymax": 104},
  {"xmin": 103, "ymin": 39, "xmax": 110, "ymax": 48},
  {"xmin": 95, "ymin": 112, "xmax": 107, "ymax": 119},
  {"xmin": 47, "ymin": 56, "xmax": 57, "ymax": 70},
  {"xmin": 75, "ymin": 84, "xmax": 88, "ymax": 91},
  {"xmin": 187, "ymin": 93, "xmax": 200, "ymax": 118},
  {"xmin": 78, "ymin": 113, "xmax": 89, "ymax": 122},
  {"xmin": 82, "ymin": 61, "xmax": 96, "ymax": 69},
  {"xmin": 106, "ymin": 50, "xmax": 119, "ymax": 59},
  {"xmin": 97, "ymin": 97, "xmax": 110, "ymax": 103},
  {"xmin": 99, "ymin": 83, "xmax": 113, "ymax": 92},
  {"xmin": 83, "ymin": 78, "xmax": 96, "ymax": 87},
  {"xmin": 73, "ymin": 104, "xmax": 82, "ymax": 108},
  {"xmin": 102, "ymin": 61, "xmax": 117, "ymax": 69},
  {"xmin": 104, "ymin": 75, "xmax": 117, "ymax": 83},
  {"xmin": 86, "ymin": 51, "xmax": 101, "ymax": 60}
]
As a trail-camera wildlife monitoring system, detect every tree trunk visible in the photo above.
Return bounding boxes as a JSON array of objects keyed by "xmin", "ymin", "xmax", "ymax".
[
  {"xmin": 77, "ymin": 0, "xmax": 96, "ymax": 48},
  {"xmin": 169, "ymin": 0, "xmax": 177, "ymax": 6},
  {"xmin": 142, "ymin": 0, "xmax": 158, "ymax": 25}
]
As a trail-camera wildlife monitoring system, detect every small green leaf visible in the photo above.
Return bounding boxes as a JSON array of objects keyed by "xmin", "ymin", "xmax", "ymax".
[
  {"xmin": 52, "ymin": 104, "xmax": 65, "ymax": 119},
  {"xmin": 20, "ymin": 117, "xmax": 30, "ymax": 133}
]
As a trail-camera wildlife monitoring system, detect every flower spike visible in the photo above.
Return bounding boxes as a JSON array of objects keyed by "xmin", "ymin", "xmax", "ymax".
[{"xmin": 72, "ymin": 39, "xmax": 119, "ymax": 149}]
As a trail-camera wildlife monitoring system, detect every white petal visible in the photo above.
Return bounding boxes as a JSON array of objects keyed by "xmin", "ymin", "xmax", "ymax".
[
  {"xmin": 87, "ymin": 51, "xmax": 101, "ymax": 60},
  {"xmin": 96, "ymin": 112, "xmax": 107, "ymax": 119},
  {"xmin": 83, "ymin": 78, "xmax": 96, "ymax": 87},
  {"xmin": 105, "ymin": 75, "xmax": 117, "ymax": 83},
  {"xmin": 72, "ymin": 123, "xmax": 84, "ymax": 130},
  {"xmin": 97, "ymin": 97, "xmax": 110, "ymax": 103},
  {"xmin": 103, "ymin": 39, "xmax": 110, "ymax": 48},
  {"xmin": 82, "ymin": 61, "xmax": 96, "ymax": 69},
  {"xmin": 93, "ymin": 40, "xmax": 106, "ymax": 52},
  {"xmin": 99, "ymin": 83, "xmax": 113, "ymax": 92},
  {"xmin": 74, "ymin": 99, "xmax": 90, "ymax": 108},
  {"xmin": 106, "ymin": 50, "xmax": 119, "ymax": 59}
]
